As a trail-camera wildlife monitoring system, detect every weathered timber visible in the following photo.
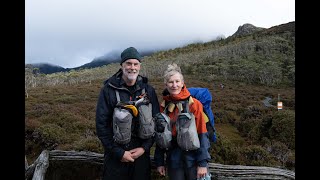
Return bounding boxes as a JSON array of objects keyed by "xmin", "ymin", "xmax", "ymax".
[
  {"xmin": 49, "ymin": 150, "xmax": 104, "ymax": 164},
  {"xmin": 32, "ymin": 150, "xmax": 49, "ymax": 180},
  {"xmin": 26, "ymin": 151, "xmax": 47, "ymax": 180},
  {"xmin": 208, "ymin": 163, "xmax": 295, "ymax": 179},
  {"xmin": 25, "ymin": 163, "xmax": 36, "ymax": 180},
  {"xmin": 45, "ymin": 150, "xmax": 103, "ymax": 180},
  {"xmin": 28, "ymin": 150, "xmax": 295, "ymax": 180},
  {"xmin": 25, "ymin": 156, "xmax": 29, "ymax": 170}
]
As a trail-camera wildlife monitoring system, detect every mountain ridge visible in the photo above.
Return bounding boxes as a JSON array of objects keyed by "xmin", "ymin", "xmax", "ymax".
[
  {"xmin": 25, "ymin": 50, "xmax": 157, "ymax": 74},
  {"xmin": 26, "ymin": 22, "xmax": 293, "ymax": 74}
]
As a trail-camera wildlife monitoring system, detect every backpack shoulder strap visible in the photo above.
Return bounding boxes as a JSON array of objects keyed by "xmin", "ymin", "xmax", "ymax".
[
  {"xmin": 163, "ymin": 101, "xmax": 170, "ymax": 114},
  {"xmin": 115, "ymin": 90, "xmax": 120, "ymax": 103},
  {"xmin": 178, "ymin": 97, "xmax": 190, "ymax": 113}
]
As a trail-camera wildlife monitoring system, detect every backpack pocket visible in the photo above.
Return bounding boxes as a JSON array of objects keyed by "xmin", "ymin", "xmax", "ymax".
[
  {"xmin": 137, "ymin": 103, "xmax": 155, "ymax": 139},
  {"xmin": 154, "ymin": 113, "xmax": 172, "ymax": 149},
  {"xmin": 176, "ymin": 113, "xmax": 200, "ymax": 151},
  {"xmin": 113, "ymin": 107, "xmax": 133, "ymax": 144}
]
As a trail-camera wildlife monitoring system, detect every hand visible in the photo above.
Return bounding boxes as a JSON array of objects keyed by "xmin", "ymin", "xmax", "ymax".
[
  {"xmin": 120, "ymin": 151, "xmax": 134, "ymax": 162},
  {"xmin": 129, "ymin": 147, "xmax": 145, "ymax": 159},
  {"xmin": 197, "ymin": 166, "xmax": 208, "ymax": 179},
  {"xmin": 157, "ymin": 166, "xmax": 166, "ymax": 176}
]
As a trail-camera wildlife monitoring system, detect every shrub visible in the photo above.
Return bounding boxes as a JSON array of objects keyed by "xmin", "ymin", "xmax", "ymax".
[
  {"xmin": 236, "ymin": 118, "xmax": 262, "ymax": 137},
  {"xmin": 269, "ymin": 110, "xmax": 295, "ymax": 149},
  {"xmin": 286, "ymin": 151, "xmax": 295, "ymax": 171},
  {"xmin": 210, "ymin": 134, "xmax": 241, "ymax": 165},
  {"xmin": 73, "ymin": 136, "xmax": 103, "ymax": 153},
  {"xmin": 241, "ymin": 145, "xmax": 279, "ymax": 167},
  {"xmin": 35, "ymin": 123, "xmax": 67, "ymax": 147},
  {"xmin": 27, "ymin": 103, "xmax": 52, "ymax": 118},
  {"xmin": 268, "ymin": 141, "xmax": 291, "ymax": 166}
]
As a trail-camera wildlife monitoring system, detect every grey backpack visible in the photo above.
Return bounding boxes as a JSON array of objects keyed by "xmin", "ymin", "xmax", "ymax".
[
  {"xmin": 113, "ymin": 89, "xmax": 154, "ymax": 144},
  {"xmin": 135, "ymin": 95, "xmax": 155, "ymax": 139},
  {"xmin": 154, "ymin": 112, "xmax": 172, "ymax": 149},
  {"xmin": 175, "ymin": 100, "xmax": 200, "ymax": 151},
  {"xmin": 112, "ymin": 106, "xmax": 133, "ymax": 144}
]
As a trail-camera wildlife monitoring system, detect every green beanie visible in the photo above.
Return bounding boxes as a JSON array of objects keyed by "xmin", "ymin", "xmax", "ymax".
[{"xmin": 120, "ymin": 47, "xmax": 142, "ymax": 64}]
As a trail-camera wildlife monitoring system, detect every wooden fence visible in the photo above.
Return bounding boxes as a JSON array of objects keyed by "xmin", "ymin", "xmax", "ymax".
[{"xmin": 26, "ymin": 150, "xmax": 295, "ymax": 180}]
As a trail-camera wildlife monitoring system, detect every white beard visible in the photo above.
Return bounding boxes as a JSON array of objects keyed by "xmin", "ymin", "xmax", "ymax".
[
  {"xmin": 127, "ymin": 73, "xmax": 138, "ymax": 81},
  {"xmin": 123, "ymin": 69, "xmax": 138, "ymax": 81}
]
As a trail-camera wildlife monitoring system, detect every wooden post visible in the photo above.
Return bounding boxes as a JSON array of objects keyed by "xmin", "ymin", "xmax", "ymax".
[
  {"xmin": 277, "ymin": 94, "xmax": 283, "ymax": 110},
  {"xmin": 32, "ymin": 150, "xmax": 49, "ymax": 180},
  {"xmin": 25, "ymin": 156, "xmax": 29, "ymax": 170},
  {"xmin": 25, "ymin": 163, "xmax": 36, "ymax": 180}
]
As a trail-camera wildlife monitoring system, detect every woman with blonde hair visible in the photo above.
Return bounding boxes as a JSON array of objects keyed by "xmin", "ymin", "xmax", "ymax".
[{"xmin": 154, "ymin": 63, "xmax": 211, "ymax": 180}]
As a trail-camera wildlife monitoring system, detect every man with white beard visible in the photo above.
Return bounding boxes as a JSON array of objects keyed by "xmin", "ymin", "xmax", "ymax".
[{"xmin": 96, "ymin": 47, "xmax": 160, "ymax": 180}]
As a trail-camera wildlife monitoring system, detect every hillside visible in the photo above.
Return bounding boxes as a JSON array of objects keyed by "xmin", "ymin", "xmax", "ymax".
[
  {"xmin": 140, "ymin": 21, "xmax": 295, "ymax": 87},
  {"xmin": 25, "ymin": 21, "xmax": 295, "ymax": 175}
]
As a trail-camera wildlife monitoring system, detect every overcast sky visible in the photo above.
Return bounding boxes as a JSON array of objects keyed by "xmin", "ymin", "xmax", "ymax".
[{"xmin": 25, "ymin": 0, "xmax": 295, "ymax": 68}]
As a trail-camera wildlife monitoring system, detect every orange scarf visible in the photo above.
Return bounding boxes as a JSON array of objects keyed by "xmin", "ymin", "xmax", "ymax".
[{"xmin": 160, "ymin": 85, "xmax": 207, "ymax": 136}]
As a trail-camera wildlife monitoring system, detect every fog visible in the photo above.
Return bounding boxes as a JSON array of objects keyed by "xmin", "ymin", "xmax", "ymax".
[{"xmin": 25, "ymin": 0, "xmax": 295, "ymax": 68}]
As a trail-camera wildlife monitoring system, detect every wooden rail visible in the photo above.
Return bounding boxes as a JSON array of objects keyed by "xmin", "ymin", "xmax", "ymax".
[{"xmin": 26, "ymin": 150, "xmax": 295, "ymax": 180}]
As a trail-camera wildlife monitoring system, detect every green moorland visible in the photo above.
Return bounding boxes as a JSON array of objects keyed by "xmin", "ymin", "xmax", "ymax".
[{"xmin": 25, "ymin": 21, "xmax": 295, "ymax": 178}]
